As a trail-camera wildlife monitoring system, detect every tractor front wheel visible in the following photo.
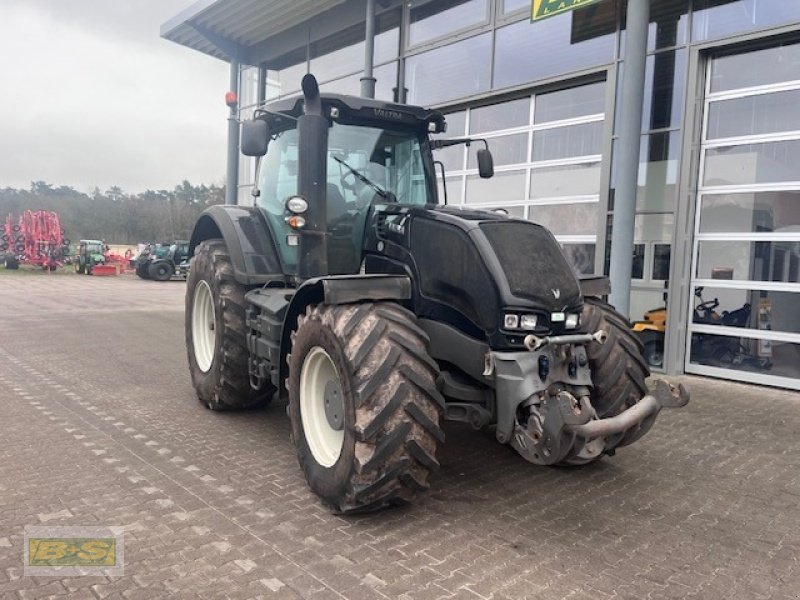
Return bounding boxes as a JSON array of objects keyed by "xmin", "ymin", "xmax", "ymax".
[
  {"xmin": 135, "ymin": 261, "xmax": 150, "ymax": 279},
  {"xmin": 288, "ymin": 302, "xmax": 444, "ymax": 513},
  {"xmin": 149, "ymin": 262, "xmax": 173, "ymax": 281},
  {"xmin": 4, "ymin": 256, "xmax": 19, "ymax": 270},
  {"xmin": 576, "ymin": 297, "xmax": 651, "ymax": 459},
  {"xmin": 185, "ymin": 239, "xmax": 270, "ymax": 410}
]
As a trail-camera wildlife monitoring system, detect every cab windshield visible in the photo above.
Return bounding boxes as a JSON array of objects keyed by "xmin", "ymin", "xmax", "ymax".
[{"xmin": 256, "ymin": 121, "xmax": 431, "ymax": 274}]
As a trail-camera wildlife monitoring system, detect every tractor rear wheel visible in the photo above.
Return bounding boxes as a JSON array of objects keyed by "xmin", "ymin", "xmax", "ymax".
[
  {"xmin": 577, "ymin": 297, "xmax": 651, "ymax": 456},
  {"xmin": 185, "ymin": 239, "xmax": 270, "ymax": 410},
  {"xmin": 149, "ymin": 262, "xmax": 173, "ymax": 281},
  {"xmin": 74, "ymin": 261, "xmax": 85, "ymax": 274},
  {"xmin": 287, "ymin": 302, "xmax": 444, "ymax": 513}
]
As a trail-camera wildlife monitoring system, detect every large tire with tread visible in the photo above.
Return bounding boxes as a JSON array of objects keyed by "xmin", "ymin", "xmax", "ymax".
[
  {"xmin": 4, "ymin": 256, "xmax": 19, "ymax": 270},
  {"xmin": 135, "ymin": 261, "xmax": 150, "ymax": 279},
  {"xmin": 149, "ymin": 261, "xmax": 173, "ymax": 281},
  {"xmin": 288, "ymin": 302, "xmax": 444, "ymax": 513},
  {"xmin": 579, "ymin": 297, "xmax": 651, "ymax": 452},
  {"xmin": 186, "ymin": 239, "xmax": 270, "ymax": 410}
]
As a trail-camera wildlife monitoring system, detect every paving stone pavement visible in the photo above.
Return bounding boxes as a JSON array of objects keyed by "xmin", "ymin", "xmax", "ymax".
[{"xmin": 0, "ymin": 273, "xmax": 799, "ymax": 599}]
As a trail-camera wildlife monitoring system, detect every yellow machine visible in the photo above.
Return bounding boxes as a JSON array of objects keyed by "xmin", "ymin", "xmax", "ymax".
[{"xmin": 632, "ymin": 308, "xmax": 666, "ymax": 368}]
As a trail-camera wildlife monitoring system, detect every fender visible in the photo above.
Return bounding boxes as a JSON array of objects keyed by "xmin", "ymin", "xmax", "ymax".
[
  {"xmin": 189, "ymin": 205, "xmax": 282, "ymax": 285},
  {"xmin": 245, "ymin": 274, "xmax": 412, "ymax": 397}
]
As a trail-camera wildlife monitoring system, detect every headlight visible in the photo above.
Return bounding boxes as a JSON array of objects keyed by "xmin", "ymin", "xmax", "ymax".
[
  {"xmin": 503, "ymin": 314, "xmax": 519, "ymax": 329},
  {"xmin": 286, "ymin": 196, "xmax": 308, "ymax": 214},
  {"xmin": 520, "ymin": 314, "xmax": 538, "ymax": 330},
  {"xmin": 565, "ymin": 313, "xmax": 580, "ymax": 330}
]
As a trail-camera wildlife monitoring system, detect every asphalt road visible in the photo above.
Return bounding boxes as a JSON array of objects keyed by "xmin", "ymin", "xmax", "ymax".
[{"xmin": 0, "ymin": 273, "xmax": 799, "ymax": 599}]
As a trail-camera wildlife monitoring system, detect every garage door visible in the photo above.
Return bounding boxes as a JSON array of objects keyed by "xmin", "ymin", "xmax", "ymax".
[
  {"xmin": 434, "ymin": 79, "xmax": 607, "ymax": 275},
  {"xmin": 688, "ymin": 41, "xmax": 800, "ymax": 389}
]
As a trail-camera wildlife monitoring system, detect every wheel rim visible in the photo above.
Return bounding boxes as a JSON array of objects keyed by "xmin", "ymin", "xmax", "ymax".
[
  {"xmin": 300, "ymin": 346, "xmax": 345, "ymax": 468},
  {"xmin": 192, "ymin": 280, "xmax": 216, "ymax": 373}
]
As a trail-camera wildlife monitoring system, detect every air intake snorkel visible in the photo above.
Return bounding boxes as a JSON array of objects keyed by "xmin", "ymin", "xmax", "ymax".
[{"xmin": 297, "ymin": 74, "xmax": 329, "ymax": 279}]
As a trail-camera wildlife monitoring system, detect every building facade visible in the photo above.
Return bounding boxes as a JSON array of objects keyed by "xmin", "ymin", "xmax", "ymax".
[{"xmin": 163, "ymin": 0, "xmax": 800, "ymax": 390}]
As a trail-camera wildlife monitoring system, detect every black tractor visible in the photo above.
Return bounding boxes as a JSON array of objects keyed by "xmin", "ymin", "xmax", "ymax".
[
  {"xmin": 184, "ymin": 75, "xmax": 688, "ymax": 513},
  {"xmin": 135, "ymin": 241, "xmax": 189, "ymax": 281}
]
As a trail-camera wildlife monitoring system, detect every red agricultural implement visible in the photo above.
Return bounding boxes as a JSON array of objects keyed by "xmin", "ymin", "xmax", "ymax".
[{"xmin": 1, "ymin": 211, "xmax": 70, "ymax": 270}]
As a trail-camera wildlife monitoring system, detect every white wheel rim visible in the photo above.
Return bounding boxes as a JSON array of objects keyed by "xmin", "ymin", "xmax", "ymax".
[
  {"xmin": 192, "ymin": 280, "xmax": 216, "ymax": 373},
  {"xmin": 300, "ymin": 347, "xmax": 345, "ymax": 468}
]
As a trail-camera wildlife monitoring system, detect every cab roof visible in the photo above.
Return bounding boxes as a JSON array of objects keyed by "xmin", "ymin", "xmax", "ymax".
[{"xmin": 257, "ymin": 93, "xmax": 447, "ymax": 135}]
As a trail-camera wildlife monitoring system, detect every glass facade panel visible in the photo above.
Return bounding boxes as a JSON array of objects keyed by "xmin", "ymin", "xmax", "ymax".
[
  {"xmin": 502, "ymin": 0, "xmax": 529, "ymax": 13},
  {"xmin": 469, "ymin": 98, "xmax": 530, "ymax": 133},
  {"xmin": 699, "ymin": 191, "xmax": 800, "ymax": 233},
  {"xmin": 535, "ymin": 81, "xmax": 606, "ymax": 123},
  {"xmin": 707, "ymin": 90, "xmax": 800, "ymax": 140},
  {"xmin": 528, "ymin": 202, "xmax": 599, "ymax": 236},
  {"xmin": 695, "ymin": 240, "xmax": 800, "ymax": 283},
  {"xmin": 561, "ymin": 243, "xmax": 596, "ymax": 275},
  {"xmin": 310, "ymin": 17, "xmax": 399, "ymax": 81},
  {"xmin": 530, "ymin": 162, "xmax": 602, "ymax": 199},
  {"xmin": 493, "ymin": 14, "xmax": 615, "ymax": 90},
  {"xmin": 689, "ymin": 334, "xmax": 799, "ymax": 379},
  {"xmin": 405, "ymin": 33, "xmax": 492, "ymax": 105},
  {"xmin": 611, "ymin": 132, "xmax": 681, "ymax": 211},
  {"xmin": 438, "ymin": 176, "xmax": 463, "ymax": 204},
  {"xmin": 708, "ymin": 41, "xmax": 800, "ymax": 93},
  {"xmin": 691, "ymin": 287, "xmax": 800, "ymax": 335},
  {"xmin": 468, "ymin": 133, "xmax": 528, "ymax": 168},
  {"xmin": 319, "ymin": 72, "xmax": 362, "ymax": 95},
  {"xmin": 465, "ymin": 170, "xmax": 526, "ymax": 202},
  {"xmin": 703, "ymin": 140, "xmax": 800, "ymax": 187},
  {"xmin": 532, "ymin": 121, "xmax": 604, "ymax": 161},
  {"xmin": 615, "ymin": 50, "xmax": 687, "ymax": 133},
  {"xmin": 653, "ymin": 243, "xmax": 672, "ymax": 280},
  {"xmin": 443, "ymin": 111, "xmax": 467, "ymax": 136},
  {"xmin": 433, "ymin": 144, "xmax": 465, "ymax": 172},
  {"xmin": 266, "ymin": 56, "xmax": 307, "ymax": 101},
  {"xmin": 693, "ymin": 0, "xmax": 800, "ymax": 44},
  {"xmin": 409, "ymin": 0, "xmax": 488, "ymax": 46},
  {"xmin": 632, "ymin": 243, "xmax": 646, "ymax": 279}
]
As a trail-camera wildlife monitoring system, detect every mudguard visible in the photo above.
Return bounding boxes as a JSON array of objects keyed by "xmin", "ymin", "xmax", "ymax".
[{"xmin": 189, "ymin": 205, "xmax": 282, "ymax": 285}]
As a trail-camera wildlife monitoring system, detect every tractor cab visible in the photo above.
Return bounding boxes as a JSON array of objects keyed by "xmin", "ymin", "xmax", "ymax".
[{"xmin": 244, "ymin": 92, "xmax": 452, "ymax": 277}]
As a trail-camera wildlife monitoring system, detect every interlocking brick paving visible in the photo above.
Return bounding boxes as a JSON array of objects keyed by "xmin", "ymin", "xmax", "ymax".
[{"xmin": 0, "ymin": 274, "xmax": 798, "ymax": 599}]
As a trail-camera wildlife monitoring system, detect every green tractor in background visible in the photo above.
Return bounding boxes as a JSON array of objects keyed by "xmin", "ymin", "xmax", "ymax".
[{"xmin": 74, "ymin": 240, "xmax": 107, "ymax": 275}]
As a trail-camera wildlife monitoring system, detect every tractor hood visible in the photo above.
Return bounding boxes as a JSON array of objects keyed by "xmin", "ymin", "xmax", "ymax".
[{"xmin": 365, "ymin": 205, "xmax": 584, "ymax": 349}]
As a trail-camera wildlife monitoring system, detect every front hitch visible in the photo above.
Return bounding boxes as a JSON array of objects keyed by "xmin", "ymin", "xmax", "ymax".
[{"xmin": 566, "ymin": 379, "xmax": 689, "ymax": 442}]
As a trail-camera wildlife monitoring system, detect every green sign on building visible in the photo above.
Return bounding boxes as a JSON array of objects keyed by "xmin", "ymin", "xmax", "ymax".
[{"xmin": 531, "ymin": 0, "xmax": 604, "ymax": 21}]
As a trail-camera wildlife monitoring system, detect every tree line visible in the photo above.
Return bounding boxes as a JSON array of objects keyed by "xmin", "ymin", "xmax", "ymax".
[{"xmin": 0, "ymin": 181, "xmax": 226, "ymax": 245}]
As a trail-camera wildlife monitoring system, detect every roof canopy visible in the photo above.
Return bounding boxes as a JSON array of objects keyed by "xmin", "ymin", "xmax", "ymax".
[{"xmin": 161, "ymin": 0, "xmax": 348, "ymax": 63}]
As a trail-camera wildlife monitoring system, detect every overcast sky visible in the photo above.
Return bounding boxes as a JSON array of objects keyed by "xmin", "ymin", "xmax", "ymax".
[{"xmin": 0, "ymin": 0, "xmax": 229, "ymax": 194}]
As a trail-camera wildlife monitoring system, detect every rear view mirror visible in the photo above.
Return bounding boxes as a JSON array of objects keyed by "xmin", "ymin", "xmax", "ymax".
[
  {"xmin": 241, "ymin": 119, "xmax": 270, "ymax": 156},
  {"xmin": 477, "ymin": 149, "xmax": 494, "ymax": 179}
]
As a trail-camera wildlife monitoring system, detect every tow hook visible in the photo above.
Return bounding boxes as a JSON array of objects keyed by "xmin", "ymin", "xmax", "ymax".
[
  {"xmin": 523, "ymin": 330, "xmax": 607, "ymax": 351},
  {"xmin": 567, "ymin": 379, "xmax": 689, "ymax": 440}
]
